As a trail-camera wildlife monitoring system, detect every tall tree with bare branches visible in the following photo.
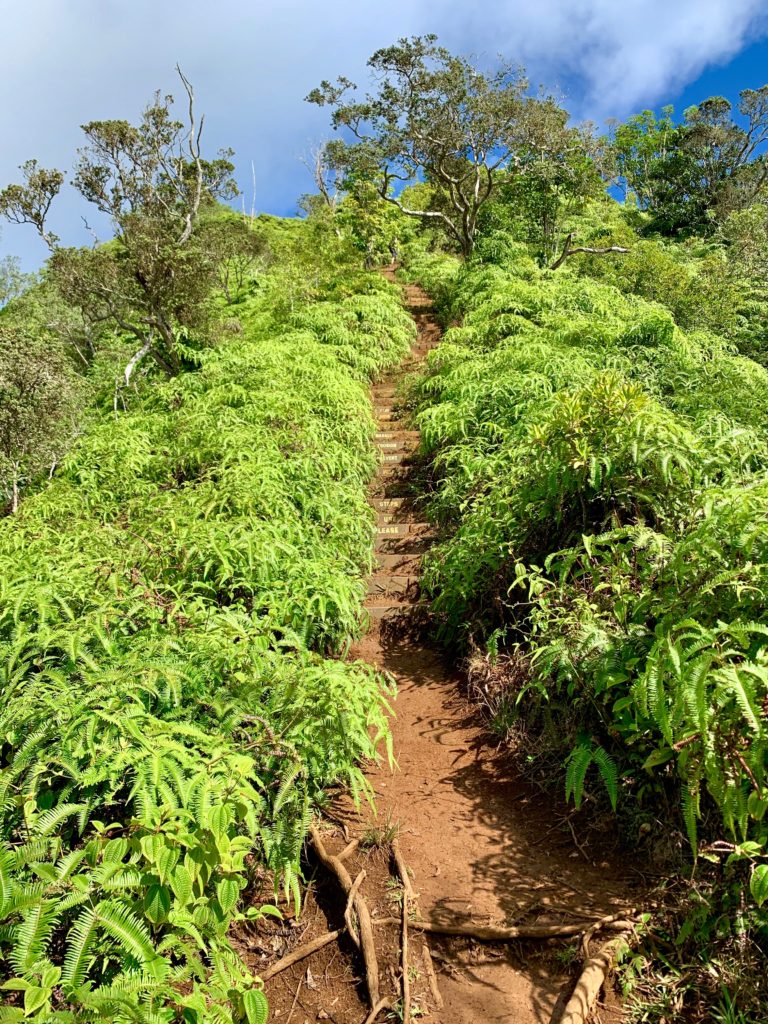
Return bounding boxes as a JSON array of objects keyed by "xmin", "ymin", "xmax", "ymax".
[{"xmin": 0, "ymin": 68, "xmax": 238, "ymax": 380}]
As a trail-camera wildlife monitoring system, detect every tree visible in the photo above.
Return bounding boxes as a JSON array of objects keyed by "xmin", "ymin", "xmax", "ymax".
[
  {"xmin": 308, "ymin": 36, "xmax": 590, "ymax": 257},
  {"xmin": 0, "ymin": 69, "xmax": 238, "ymax": 380},
  {"xmin": 0, "ymin": 252, "xmax": 32, "ymax": 308},
  {"xmin": 612, "ymin": 87, "xmax": 768, "ymax": 236},
  {"xmin": 718, "ymin": 201, "xmax": 768, "ymax": 363},
  {"xmin": 0, "ymin": 325, "xmax": 82, "ymax": 512},
  {"xmin": 300, "ymin": 142, "xmax": 343, "ymax": 216},
  {"xmin": 197, "ymin": 211, "xmax": 269, "ymax": 304},
  {"xmin": 477, "ymin": 131, "xmax": 608, "ymax": 267}
]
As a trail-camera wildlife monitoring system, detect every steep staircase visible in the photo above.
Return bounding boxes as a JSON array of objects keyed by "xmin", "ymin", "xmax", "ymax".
[{"xmin": 364, "ymin": 291, "xmax": 440, "ymax": 623}]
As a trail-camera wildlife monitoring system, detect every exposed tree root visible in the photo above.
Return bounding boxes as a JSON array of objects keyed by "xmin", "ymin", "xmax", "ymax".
[
  {"xmin": 338, "ymin": 837, "xmax": 361, "ymax": 862},
  {"xmin": 361, "ymin": 997, "xmax": 391, "ymax": 1024},
  {"xmin": 310, "ymin": 826, "xmax": 381, "ymax": 1008},
  {"xmin": 551, "ymin": 929, "xmax": 633, "ymax": 1024},
  {"xmin": 421, "ymin": 939, "xmax": 443, "ymax": 1010},
  {"xmin": 372, "ymin": 913, "xmax": 635, "ymax": 941},
  {"xmin": 392, "ymin": 840, "xmax": 412, "ymax": 1023},
  {"xmin": 345, "ymin": 869, "xmax": 367, "ymax": 948}
]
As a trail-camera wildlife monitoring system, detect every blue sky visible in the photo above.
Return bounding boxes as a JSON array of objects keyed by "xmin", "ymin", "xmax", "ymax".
[{"xmin": 1, "ymin": 1, "xmax": 767, "ymax": 271}]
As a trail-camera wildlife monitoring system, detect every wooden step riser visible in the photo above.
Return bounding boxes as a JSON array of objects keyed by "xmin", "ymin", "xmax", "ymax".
[
  {"xmin": 376, "ymin": 442, "xmax": 418, "ymax": 455},
  {"xmin": 375, "ymin": 538, "xmax": 431, "ymax": 556},
  {"xmin": 367, "ymin": 576, "xmax": 420, "ymax": 598},
  {"xmin": 371, "ymin": 487, "xmax": 414, "ymax": 501},
  {"xmin": 376, "ymin": 523, "xmax": 429, "ymax": 537},
  {"xmin": 371, "ymin": 497, "xmax": 409, "ymax": 510},
  {"xmin": 374, "ymin": 553, "xmax": 422, "ymax": 572},
  {"xmin": 364, "ymin": 602, "xmax": 425, "ymax": 620}
]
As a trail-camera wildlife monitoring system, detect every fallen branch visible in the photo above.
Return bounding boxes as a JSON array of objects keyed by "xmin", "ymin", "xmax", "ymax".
[
  {"xmin": 286, "ymin": 976, "xmax": 303, "ymax": 1024},
  {"xmin": 310, "ymin": 826, "xmax": 380, "ymax": 1007},
  {"xmin": 262, "ymin": 929, "xmax": 343, "ymax": 981},
  {"xmin": 566, "ymin": 816, "xmax": 590, "ymax": 861},
  {"xmin": 551, "ymin": 929, "xmax": 633, "ymax": 1024},
  {"xmin": 372, "ymin": 913, "xmax": 635, "ymax": 941},
  {"xmin": 392, "ymin": 841, "xmax": 412, "ymax": 1024}
]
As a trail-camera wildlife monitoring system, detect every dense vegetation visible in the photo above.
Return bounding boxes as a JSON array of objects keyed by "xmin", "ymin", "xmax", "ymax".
[
  {"xmin": 2, "ymin": 33, "xmax": 767, "ymax": 1024},
  {"xmin": 309, "ymin": 38, "xmax": 768, "ymax": 1021},
  {"xmin": 403, "ymin": 214, "xmax": 768, "ymax": 1014},
  {"xmin": 0, "ymin": 197, "xmax": 413, "ymax": 1019}
]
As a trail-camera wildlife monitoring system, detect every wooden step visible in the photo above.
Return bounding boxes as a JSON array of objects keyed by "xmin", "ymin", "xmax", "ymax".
[
  {"xmin": 375, "ymin": 522, "xmax": 428, "ymax": 537},
  {"xmin": 370, "ymin": 480, "xmax": 415, "ymax": 499},
  {"xmin": 371, "ymin": 497, "xmax": 408, "ymax": 510},
  {"xmin": 377, "ymin": 511, "xmax": 411, "ymax": 524},
  {"xmin": 364, "ymin": 600, "xmax": 425, "ymax": 621},
  {"xmin": 377, "ymin": 508, "xmax": 420, "ymax": 524},
  {"xmin": 366, "ymin": 575, "xmax": 419, "ymax": 599},
  {"xmin": 374, "ymin": 552, "xmax": 422, "ymax": 573},
  {"xmin": 375, "ymin": 431, "xmax": 419, "ymax": 442},
  {"xmin": 377, "ymin": 460, "xmax": 411, "ymax": 477},
  {"xmin": 376, "ymin": 440, "xmax": 417, "ymax": 454},
  {"xmin": 375, "ymin": 535, "xmax": 431, "ymax": 556}
]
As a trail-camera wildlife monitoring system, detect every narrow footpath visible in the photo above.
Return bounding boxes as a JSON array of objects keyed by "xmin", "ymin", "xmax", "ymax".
[
  {"xmin": 258, "ymin": 279, "xmax": 636, "ymax": 1024},
  {"xmin": 349, "ymin": 279, "xmax": 634, "ymax": 1023}
]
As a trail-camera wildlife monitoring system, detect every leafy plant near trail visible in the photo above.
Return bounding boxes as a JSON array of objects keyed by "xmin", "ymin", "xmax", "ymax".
[
  {"xmin": 0, "ymin": 219, "xmax": 413, "ymax": 1022},
  {"xmin": 403, "ymin": 234, "xmax": 768, "ymax": 1010}
]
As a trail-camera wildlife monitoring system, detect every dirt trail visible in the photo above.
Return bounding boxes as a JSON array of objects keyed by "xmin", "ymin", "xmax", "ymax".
[
  {"xmin": 347, "ymin": 280, "xmax": 634, "ymax": 1023},
  {"xmin": 256, "ymin": 279, "xmax": 636, "ymax": 1024}
]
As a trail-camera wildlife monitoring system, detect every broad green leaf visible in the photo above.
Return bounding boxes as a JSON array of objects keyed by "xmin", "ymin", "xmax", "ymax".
[{"xmin": 750, "ymin": 864, "xmax": 768, "ymax": 907}]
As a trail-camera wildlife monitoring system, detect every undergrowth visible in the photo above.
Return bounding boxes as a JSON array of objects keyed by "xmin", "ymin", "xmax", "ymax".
[
  {"xmin": 403, "ymin": 234, "xmax": 768, "ymax": 1020},
  {"xmin": 0, "ymin": 219, "xmax": 414, "ymax": 1022}
]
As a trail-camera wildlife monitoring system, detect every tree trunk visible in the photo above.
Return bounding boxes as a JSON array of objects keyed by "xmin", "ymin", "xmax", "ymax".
[{"xmin": 11, "ymin": 463, "xmax": 19, "ymax": 513}]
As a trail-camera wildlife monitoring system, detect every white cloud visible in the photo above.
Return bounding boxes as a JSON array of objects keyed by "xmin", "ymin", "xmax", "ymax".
[
  {"xmin": 0, "ymin": 0, "xmax": 765, "ymax": 268},
  {"xmin": 452, "ymin": 0, "xmax": 768, "ymax": 117}
]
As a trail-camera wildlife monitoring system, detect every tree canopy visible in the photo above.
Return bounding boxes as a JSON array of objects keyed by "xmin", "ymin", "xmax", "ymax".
[
  {"xmin": 308, "ymin": 36, "xmax": 598, "ymax": 256},
  {"xmin": 612, "ymin": 87, "xmax": 768, "ymax": 235}
]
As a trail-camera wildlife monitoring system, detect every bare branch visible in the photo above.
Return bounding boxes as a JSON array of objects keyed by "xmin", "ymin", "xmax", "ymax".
[
  {"xmin": 175, "ymin": 64, "xmax": 204, "ymax": 245},
  {"xmin": 550, "ymin": 232, "xmax": 630, "ymax": 271}
]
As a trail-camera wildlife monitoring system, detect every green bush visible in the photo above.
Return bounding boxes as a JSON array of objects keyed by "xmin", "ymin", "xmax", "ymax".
[{"xmin": 407, "ymin": 246, "xmax": 768, "ymax": 921}]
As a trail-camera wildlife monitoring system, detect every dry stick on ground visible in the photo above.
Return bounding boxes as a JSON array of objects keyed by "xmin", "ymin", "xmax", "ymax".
[
  {"xmin": 310, "ymin": 826, "xmax": 381, "ymax": 1008},
  {"xmin": 392, "ymin": 841, "xmax": 413, "ymax": 1024},
  {"xmin": 566, "ymin": 816, "xmax": 591, "ymax": 861},
  {"xmin": 551, "ymin": 929, "xmax": 634, "ymax": 1024},
  {"xmin": 372, "ymin": 913, "xmax": 635, "ymax": 941},
  {"xmin": 286, "ymin": 976, "xmax": 303, "ymax": 1024},
  {"xmin": 262, "ymin": 930, "xmax": 344, "ymax": 981}
]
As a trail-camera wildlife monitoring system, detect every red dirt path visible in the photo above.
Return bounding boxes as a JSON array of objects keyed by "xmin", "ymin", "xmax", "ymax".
[{"xmin": 257, "ymin": 277, "xmax": 637, "ymax": 1024}]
